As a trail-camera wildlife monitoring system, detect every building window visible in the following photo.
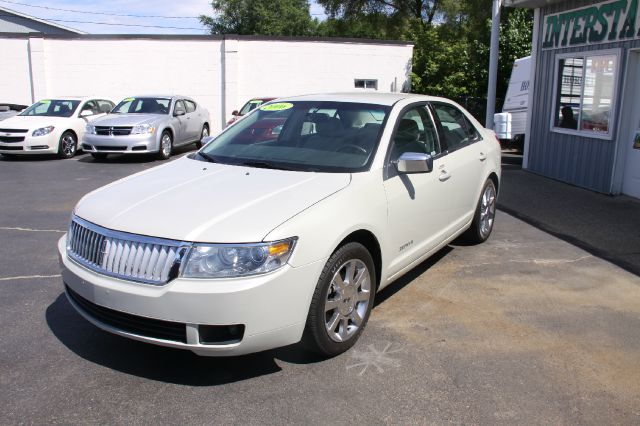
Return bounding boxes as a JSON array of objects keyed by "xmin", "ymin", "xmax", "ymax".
[
  {"xmin": 355, "ymin": 79, "xmax": 378, "ymax": 90},
  {"xmin": 552, "ymin": 52, "xmax": 619, "ymax": 138}
]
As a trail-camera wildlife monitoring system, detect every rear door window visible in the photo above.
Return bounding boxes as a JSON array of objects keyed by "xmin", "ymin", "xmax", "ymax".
[
  {"xmin": 431, "ymin": 103, "xmax": 480, "ymax": 151},
  {"xmin": 184, "ymin": 100, "xmax": 196, "ymax": 113}
]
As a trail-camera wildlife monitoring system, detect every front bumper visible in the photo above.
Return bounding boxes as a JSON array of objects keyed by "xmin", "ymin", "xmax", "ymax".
[
  {"xmin": 57, "ymin": 235, "xmax": 324, "ymax": 356},
  {"xmin": 82, "ymin": 133, "xmax": 158, "ymax": 154},
  {"xmin": 0, "ymin": 133, "xmax": 58, "ymax": 154}
]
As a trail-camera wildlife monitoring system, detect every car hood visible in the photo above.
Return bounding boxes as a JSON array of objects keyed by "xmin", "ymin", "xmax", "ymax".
[
  {"xmin": 0, "ymin": 115, "xmax": 72, "ymax": 130},
  {"xmin": 74, "ymin": 156, "xmax": 351, "ymax": 243},
  {"xmin": 92, "ymin": 114, "xmax": 166, "ymax": 127}
]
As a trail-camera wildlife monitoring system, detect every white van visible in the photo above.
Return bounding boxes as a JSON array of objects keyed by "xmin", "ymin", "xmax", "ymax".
[{"xmin": 494, "ymin": 56, "xmax": 531, "ymax": 150}]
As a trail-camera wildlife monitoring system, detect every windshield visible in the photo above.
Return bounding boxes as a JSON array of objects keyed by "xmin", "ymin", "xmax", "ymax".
[
  {"xmin": 239, "ymin": 99, "xmax": 266, "ymax": 115},
  {"xmin": 20, "ymin": 100, "xmax": 80, "ymax": 117},
  {"xmin": 199, "ymin": 101, "xmax": 390, "ymax": 173},
  {"xmin": 112, "ymin": 97, "xmax": 171, "ymax": 114}
]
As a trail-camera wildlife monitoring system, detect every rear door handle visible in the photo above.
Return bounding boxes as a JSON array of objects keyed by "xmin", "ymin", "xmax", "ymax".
[{"xmin": 479, "ymin": 152, "xmax": 487, "ymax": 161}]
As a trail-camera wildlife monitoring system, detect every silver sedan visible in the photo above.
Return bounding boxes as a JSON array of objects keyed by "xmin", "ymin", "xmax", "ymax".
[{"xmin": 83, "ymin": 95, "xmax": 210, "ymax": 160}]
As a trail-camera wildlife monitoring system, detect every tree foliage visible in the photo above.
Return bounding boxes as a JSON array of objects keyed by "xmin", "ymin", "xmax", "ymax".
[{"xmin": 200, "ymin": 0, "xmax": 316, "ymax": 36}]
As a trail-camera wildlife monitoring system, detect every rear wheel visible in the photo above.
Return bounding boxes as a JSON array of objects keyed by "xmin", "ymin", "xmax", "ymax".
[
  {"xmin": 58, "ymin": 131, "xmax": 77, "ymax": 159},
  {"xmin": 156, "ymin": 131, "xmax": 172, "ymax": 160},
  {"xmin": 463, "ymin": 179, "xmax": 497, "ymax": 244},
  {"xmin": 302, "ymin": 242, "xmax": 376, "ymax": 357},
  {"xmin": 195, "ymin": 124, "xmax": 209, "ymax": 149}
]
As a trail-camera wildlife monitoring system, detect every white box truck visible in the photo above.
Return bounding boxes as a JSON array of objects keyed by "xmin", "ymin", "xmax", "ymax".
[{"xmin": 494, "ymin": 56, "xmax": 530, "ymax": 151}]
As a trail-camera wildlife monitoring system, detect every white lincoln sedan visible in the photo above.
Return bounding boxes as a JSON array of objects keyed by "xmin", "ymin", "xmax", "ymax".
[{"xmin": 58, "ymin": 93, "xmax": 501, "ymax": 357}]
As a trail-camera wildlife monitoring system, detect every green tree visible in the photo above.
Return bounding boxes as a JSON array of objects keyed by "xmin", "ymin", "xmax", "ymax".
[
  {"xmin": 317, "ymin": 0, "xmax": 442, "ymax": 24},
  {"xmin": 200, "ymin": 0, "xmax": 316, "ymax": 36}
]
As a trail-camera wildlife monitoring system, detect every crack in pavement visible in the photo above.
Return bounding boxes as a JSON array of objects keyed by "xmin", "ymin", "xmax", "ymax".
[
  {"xmin": 0, "ymin": 226, "xmax": 65, "ymax": 233},
  {"xmin": 0, "ymin": 274, "xmax": 62, "ymax": 282}
]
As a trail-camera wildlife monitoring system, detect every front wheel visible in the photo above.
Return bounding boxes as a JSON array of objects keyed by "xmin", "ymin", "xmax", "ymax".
[
  {"xmin": 156, "ymin": 131, "xmax": 172, "ymax": 160},
  {"xmin": 57, "ymin": 131, "xmax": 77, "ymax": 159},
  {"xmin": 463, "ymin": 179, "xmax": 497, "ymax": 244},
  {"xmin": 195, "ymin": 124, "xmax": 209, "ymax": 149},
  {"xmin": 302, "ymin": 242, "xmax": 376, "ymax": 357}
]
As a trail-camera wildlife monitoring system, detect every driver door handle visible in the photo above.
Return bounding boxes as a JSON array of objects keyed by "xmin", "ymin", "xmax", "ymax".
[
  {"xmin": 439, "ymin": 169, "xmax": 451, "ymax": 182},
  {"xmin": 479, "ymin": 152, "xmax": 487, "ymax": 161}
]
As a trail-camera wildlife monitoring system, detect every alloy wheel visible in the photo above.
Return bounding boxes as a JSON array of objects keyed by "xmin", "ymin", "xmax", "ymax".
[
  {"xmin": 324, "ymin": 259, "xmax": 371, "ymax": 343},
  {"xmin": 62, "ymin": 134, "xmax": 76, "ymax": 156},
  {"xmin": 479, "ymin": 183, "xmax": 496, "ymax": 238},
  {"xmin": 161, "ymin": 134, "xmax": 171, "ymax": 157}
]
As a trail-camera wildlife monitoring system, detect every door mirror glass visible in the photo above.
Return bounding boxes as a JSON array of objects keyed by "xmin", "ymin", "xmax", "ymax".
[{"xmin": 395, "ymin": 152, "xmax": 433, "ymax": 174}]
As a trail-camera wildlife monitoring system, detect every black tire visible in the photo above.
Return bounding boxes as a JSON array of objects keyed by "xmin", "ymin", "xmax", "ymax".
[
  {"xmin": 156, "ymin": 130, "xmax": 172, "ymax": 160},
  {"xmin": 91, "ymin": 153, "xmax": 108, "ymax": 160},
  {"xmin": 302, "ymin": 242, "xmax": 376, "ymax": 357},
  {"xmin": 195, "ymin": 124, "xmax": 209, "ymax": 149},
  {"xmin": 463, "ymin": 179, "xmax": 497, "ymax": 244},
  {"xmin": 57, "ymin": 131, "xmax": 77, "ymax": 159}
]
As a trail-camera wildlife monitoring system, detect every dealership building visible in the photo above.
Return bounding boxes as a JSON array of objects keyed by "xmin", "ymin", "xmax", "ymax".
[
  {"xmin": 0, "ymin": 7, "xmax": 413, "ymax": 134},
  {"xmin": 507, "ymin": 0, "xmax": 640, "ymax": 199}
]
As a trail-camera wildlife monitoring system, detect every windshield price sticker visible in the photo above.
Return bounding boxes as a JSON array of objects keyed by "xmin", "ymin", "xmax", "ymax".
[
  {"xmin": 260, "ymin": 102, "xmax": 293, "ymax": 112},
  {"xmin": 40, "ymin": 100, "xmax": 51, "ymax": 104}
]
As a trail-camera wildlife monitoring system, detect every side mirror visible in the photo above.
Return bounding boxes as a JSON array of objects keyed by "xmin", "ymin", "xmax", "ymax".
[
  {"xmin": 395, "ymin": 152, "xmax": 433, "ymax": 174},
  {"xmin": 232, "ymin": 110, "xmax": 239, "ymax": 116},
  {"xmin": 80, "ymin": 109, "xmax": 93, "ymax": 117},
  {"xmin": 174, "ymin": 108, "xmax": 186, "ymax": 117}
]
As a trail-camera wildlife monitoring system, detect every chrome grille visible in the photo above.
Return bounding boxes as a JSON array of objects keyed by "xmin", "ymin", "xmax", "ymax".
[
  {"xmin": 67, "ymin": 216, "xmax": 187, "ymax": 285},
  {"xmin": 95, "ymin": 126, "xmax": 133, "ymax": 136}
]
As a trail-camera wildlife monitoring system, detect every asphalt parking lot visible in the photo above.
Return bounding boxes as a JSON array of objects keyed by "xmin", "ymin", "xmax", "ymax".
[{"xmin": 1, "ymin": 150, "xmax": 639, "ymax": 425}]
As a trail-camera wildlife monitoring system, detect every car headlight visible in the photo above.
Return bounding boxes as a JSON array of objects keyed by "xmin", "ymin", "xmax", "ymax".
[
  {"xmin": 182, "ymin": 238, "xmax": 297, "ymax": 278},
  {"xmin": 86, "ymin": 124, "xmax": 96, "ymax": 135},
  {"xmin": 131, "ymin": 124, "xmax": 155, "ymax": 134},
  {"xmin": 32, "ymin": 126, "xmax": 54, "ymax": 137}
]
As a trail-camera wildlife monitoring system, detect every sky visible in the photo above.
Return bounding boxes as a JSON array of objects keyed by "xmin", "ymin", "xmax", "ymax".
[{"xmin": 0, "ymin": 0, "xmax": 327, "ymax": 34}]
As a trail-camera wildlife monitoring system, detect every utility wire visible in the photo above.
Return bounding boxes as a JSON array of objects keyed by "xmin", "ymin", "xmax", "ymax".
[
  {"xmin": 0, "ymin": 0, "xmax": 201, "ymax": 19},
  {"xmin": 0, "ymin": 0, "xmax": 327, "ymax": 18},
  {"xmin": 0, "ymin": 14, "xmax": 207, "ymax": 30}
]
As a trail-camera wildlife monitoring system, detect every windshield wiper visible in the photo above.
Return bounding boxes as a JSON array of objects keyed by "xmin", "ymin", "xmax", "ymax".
[
  {"xmin": 239, "ymin": 160, "xmax": 295, "ymax": 171},
  {"xmin": 198, "ymin": 152, "xmax": 218, "ymax": 163}
]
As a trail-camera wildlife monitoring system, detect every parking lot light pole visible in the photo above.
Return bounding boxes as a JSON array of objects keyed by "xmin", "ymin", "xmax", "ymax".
[{"xmin": 485, "ymin": 0, "xmax": 502, "ymax": 129}]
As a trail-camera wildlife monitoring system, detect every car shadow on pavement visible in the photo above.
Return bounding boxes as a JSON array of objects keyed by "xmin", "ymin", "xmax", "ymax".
[
  {"xmin": 374, "ymin": 246, "xmax": 453, "ymax": 306},
  {"xmin": 45, "ymin": 294, "xmax": 284, "ymax": 385},
  {"xmin": 0, "ymin": 152, "xmax": 88, "ymax": 162},
  {"xmin": 77, "ymin": 145, "xmax": 197, "ymax": 164},
  {"xmin": 46, "ymin": 293, "xmax": 326, "ymax": 385}
]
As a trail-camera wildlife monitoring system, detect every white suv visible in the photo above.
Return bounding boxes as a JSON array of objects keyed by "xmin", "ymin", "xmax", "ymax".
[{"xmin": 58, "ymin": 93, "xmax": 501, "ymax": 357}]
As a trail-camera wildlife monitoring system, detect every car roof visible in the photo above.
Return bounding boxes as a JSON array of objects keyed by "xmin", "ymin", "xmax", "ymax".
[
  {"xmin": 126, "ymin": 95, "xmax": 186, "ymax": 99},
  {"xmin": 276, "ymin": 92, "xmax": 446, "ymax": 106},
  {"xmin": 41, "ymin": 96, "xmax": 106, "ymax": 101}
]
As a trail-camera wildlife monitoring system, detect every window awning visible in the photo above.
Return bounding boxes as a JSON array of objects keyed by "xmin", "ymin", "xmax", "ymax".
[{"xmin": 504, "ymin": 0, "xmax": 565, "ymax": 8}]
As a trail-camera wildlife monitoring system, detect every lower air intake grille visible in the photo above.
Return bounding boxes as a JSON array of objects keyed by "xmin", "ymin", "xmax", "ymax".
[{"xmin": 66, "ymin": 285, "xmax": 187, "ymax": 343}]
